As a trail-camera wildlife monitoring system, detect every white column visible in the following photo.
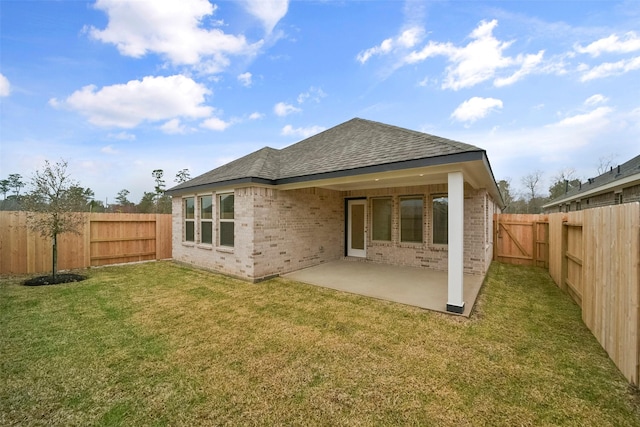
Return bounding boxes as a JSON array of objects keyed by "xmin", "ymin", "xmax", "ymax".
[{"xmin": 447, "ymin": 171, "xmax": 465, "ymax": 314}]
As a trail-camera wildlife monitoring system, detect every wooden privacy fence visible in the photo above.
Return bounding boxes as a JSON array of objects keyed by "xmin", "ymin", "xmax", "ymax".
[
  {"xmin": 494, "ymin": 213, "xmax": 549, "ymax": 268},
  {"xmin": 0, "ymin": 212, "xmax": 172, "ymax": 275},
  {"xmin": 495, "ymin": 203, "xmax": 640, "ymax": 385}
]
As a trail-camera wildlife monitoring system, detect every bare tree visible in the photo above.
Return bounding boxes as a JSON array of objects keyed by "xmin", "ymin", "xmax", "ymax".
[
  {"xmin": 596, "ymin": 154, "xmax": 616, "ymax": 175},
  {"xmin": 22, "ymin": 160, "xmax": 84, "ymax": 279},
  {"xmin": 521, "ymin": 170, "xmax": 544, "ymax": 213}
]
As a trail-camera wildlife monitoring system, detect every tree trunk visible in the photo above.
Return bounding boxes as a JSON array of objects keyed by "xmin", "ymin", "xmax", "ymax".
[{"xmin": 52, "ymin": 233, "xmax": 57, "ymax": 280}]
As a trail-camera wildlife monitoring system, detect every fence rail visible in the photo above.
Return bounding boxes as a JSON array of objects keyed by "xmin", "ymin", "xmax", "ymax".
[
  {"xmin": 0, "ymin": 212, "xmax": 172, "ymax": 275},
  {"xmin": 495, "ymin": 203, "xmax": 640, "ymax": 385}
]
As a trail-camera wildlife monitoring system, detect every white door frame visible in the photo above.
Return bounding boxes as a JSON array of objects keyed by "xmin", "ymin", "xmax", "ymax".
[{"xmin": 347, "ymin": 199, "xmax": 366, "ymax": 258}]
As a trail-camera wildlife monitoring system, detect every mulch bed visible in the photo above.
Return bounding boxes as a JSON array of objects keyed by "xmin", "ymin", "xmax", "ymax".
[{"xmin": 23, "ymin": 274, "xmax": 87, "ymax": 286}]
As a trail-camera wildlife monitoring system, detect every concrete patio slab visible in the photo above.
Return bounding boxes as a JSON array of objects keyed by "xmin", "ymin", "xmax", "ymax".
[{"xmin": 283, "ymin": 259, "xmax": 485, "ymax": 316}]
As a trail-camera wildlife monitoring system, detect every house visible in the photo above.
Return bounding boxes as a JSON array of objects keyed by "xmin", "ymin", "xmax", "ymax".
[
  {"xmin": 166, "ymin": 118, "xmax": 503, "ymax": 314},
  {"xmin": 543, "ymin": 154, "xmax": 640, "ymax": 213}
]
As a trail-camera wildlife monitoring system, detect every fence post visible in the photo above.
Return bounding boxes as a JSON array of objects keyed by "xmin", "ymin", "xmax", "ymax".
[
  {"xmin": 560, "ymin": 221, "xmax": 568, "ymax": 292},
  {"xmin": 84, "ymin": 213, "xmax": 92, "ymax": 268}
]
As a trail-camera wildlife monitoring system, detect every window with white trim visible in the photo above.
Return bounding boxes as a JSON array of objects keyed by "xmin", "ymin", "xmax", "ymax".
[
  {"xmin": 184, "ymin": 197, "xmax": 195, "ymax": 242},
  {"xmin": 219, "ymin": 193, "xmax": 234, "ymax": 247},
  {"xmin": 432, "ymin": 195, "xmax": 448, "ymax": 245},
  {"xmin": 371, "ymin": 197, "xmax": 392, "ymax": 241},
  {"xmin": 200, "ymin": 195, "xmax": 213, "ymax": 244},
  {"xmin": 400, "ymin": 196, "xmax": 423, "ymax": 243}
]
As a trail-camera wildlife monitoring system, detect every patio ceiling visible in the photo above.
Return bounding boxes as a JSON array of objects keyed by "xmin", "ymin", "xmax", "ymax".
[{"xmin": 277, "ymin": 158, "xmax": 496, "ymax": 196}]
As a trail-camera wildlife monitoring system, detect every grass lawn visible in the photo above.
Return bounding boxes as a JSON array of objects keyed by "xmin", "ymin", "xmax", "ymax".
[{"xmin": 1, "ymin": 261, "xmax": 639, "ymax": 426}]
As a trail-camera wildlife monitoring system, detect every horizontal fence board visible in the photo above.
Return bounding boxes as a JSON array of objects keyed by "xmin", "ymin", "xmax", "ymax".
[{"xmin": 0, "ymin": 212, "xmax": 171, "ymax": 275}]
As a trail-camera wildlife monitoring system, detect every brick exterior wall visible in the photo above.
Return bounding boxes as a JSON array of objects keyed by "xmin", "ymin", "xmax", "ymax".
[
  {"xmin": 172, "ymin": 183, "xmax": 497, "ymax": 281},
  {"xmin": 172, "ymin": 189, "xmax": 256, "ymax": 279},
  {"xmin": 339, "ymin": 184, "xmax": 493, "ymax": 276},
  {"xmin": 250, "ymin": 187, "xmax": 344, "ymax": 280}
]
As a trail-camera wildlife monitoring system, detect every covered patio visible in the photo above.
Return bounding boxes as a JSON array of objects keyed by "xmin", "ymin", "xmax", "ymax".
[{"xmin": 283, "ymin": 259, "xmax": 485, "ymax": 317}]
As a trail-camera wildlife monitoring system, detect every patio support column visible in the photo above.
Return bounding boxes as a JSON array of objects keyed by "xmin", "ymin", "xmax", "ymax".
[{"xmin": 446, "ymin": 171, "xmax": 465, "ymax": 314}]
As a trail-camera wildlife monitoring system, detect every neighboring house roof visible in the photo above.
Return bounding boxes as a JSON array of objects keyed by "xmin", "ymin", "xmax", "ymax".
[
  {"xmin": 543, "ymin": 154, "xmax": 640, "ymax": 208},
  {"xmin": 168, "ymin": 118, "xmax": 502, "ymax": 203}
]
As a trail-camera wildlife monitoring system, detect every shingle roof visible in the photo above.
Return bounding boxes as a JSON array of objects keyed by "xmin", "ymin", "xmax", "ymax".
[
  {"xmin": 545, "ymin": 154, "xmax": 640, "ymax": 206},
  {"xmin": 168, "ymin": 118, "xmax": 484, "ymax": 193}
]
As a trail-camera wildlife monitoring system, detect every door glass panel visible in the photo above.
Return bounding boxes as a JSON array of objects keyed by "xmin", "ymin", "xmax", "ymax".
[{"xmin": 351, "ymin": 204, "xmax": 365, "ymax": 250}]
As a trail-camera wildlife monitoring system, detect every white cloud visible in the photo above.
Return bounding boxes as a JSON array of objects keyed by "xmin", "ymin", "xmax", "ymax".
[
  {"xmin": 88, "ymin": 0, "xmax": 263, "ymax": 74},
  {"xmin": 494, "ymin": 51, "xmax": 545, "ymax": 87},
  {"xmin": 363, "ymin": 19, "xmax": 549, "ymax": 90},
  {"xmin": 237, "ymin": 72, "xmax": 253, "ymax": 87},
  {"xmin": 100, "ymin": 145, "xmax": 119, "ymax": 154},
  {"xmin": 579, "ymin": 56, "xmax": 640, "ymax": 81},
  {"xmin": 357, "ymin": 26, "xmax": 424, "ymax": 64},
  {"xmin": 240, "ymin": 0, "xmax": 289, "ymax": 34},
  {"xmin": 281, "ymin": 124, "xmax": 325, "ymax": 138},
  {"xmin": 453, "ymin": 106, "xmax": 617, "ymax": 175},
  {"xmin": 297, "ymin": 86, "xmax": 326, "ymax": 104},
  {"xmin": 575, "ymin": 31, "xmax": 640, "ymax": 57},
  {"xmin": 51, "ymin": 75, "xmax": 212, "ymax": 128},
  {"xmin": 410, "ymin": 20, "xmax": 520, "ymax": 90},
  {"xmin": 249, "ymin": 112, "xmax": 264, "ymax": 120},
  {"xmin": 161, "ymin": 118, "xmax": 188, "ymax": 134},
  {"xmin": 554, "ymin": 106, "xmax": 613, "ymax": 127},
  {"xmin": 274, "ymin": 101, "xmax": 301, "ymax": 117},
  {"xmin": 584, "ymin": 94, "xmax": 608, "ymax": 106},
  {"xmin": 451, "ymin": 97, "xmax": 503, "ymax": 123},
  {"xmin": 107, "ymin": 131, "xmax": 136, "ymax": 141},
  {"xmin": 0, "ymin": 73, "xmax": 10, "ymax": 97},
  {"xmin": 201, "ymin": 116, "xmax": 232, "ymax": 131}
]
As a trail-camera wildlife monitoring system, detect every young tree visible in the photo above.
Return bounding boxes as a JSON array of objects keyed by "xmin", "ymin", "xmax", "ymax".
[
  {"xmin": 22, "ymin": 160, "xmax": 84, "ymax": 280},
  {"xmin": 175, "ymin": 168, "xmax": 191, "ymax": 184}
]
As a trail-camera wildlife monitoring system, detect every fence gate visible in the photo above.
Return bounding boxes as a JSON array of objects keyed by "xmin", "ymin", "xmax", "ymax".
[
  {"xmin": 562, "ymin": 222, "xmax": 584, "ymax": 307},
  {"xmin": 494, "ymin": 215, "xmax": 549, "ymax": 267}
]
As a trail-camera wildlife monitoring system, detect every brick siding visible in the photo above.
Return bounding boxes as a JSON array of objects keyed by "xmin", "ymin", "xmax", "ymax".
[{"xmin": 173, "ymin": 184, "xmax": 497, "ymax": 281}]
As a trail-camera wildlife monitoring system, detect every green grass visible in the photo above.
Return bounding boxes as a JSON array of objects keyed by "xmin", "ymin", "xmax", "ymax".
[{"xmin": 1, "ymin": 261, "xmax": 638, "ymax": 426}]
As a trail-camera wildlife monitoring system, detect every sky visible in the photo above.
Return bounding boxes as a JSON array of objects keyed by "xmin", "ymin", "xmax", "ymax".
[{"xmin": 1, "ymin": 0, "xmax": 639, "ymax": 204}]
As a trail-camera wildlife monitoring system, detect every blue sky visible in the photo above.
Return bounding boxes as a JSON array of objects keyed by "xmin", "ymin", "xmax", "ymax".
[{"xmin": 1, "ymin": 0, "xmax": 639, "ymax": 204}]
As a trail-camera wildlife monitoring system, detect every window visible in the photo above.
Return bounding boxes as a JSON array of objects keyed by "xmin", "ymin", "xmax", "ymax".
[
  {"xmin": 200, "ymin": 195, "xmax": 213, "ymax": 244},
  {"xmin": 372, "ymin": 197, "xmax": 392, "ymax": 241},
  {"xmin": 184, "ymin": 197, "xmax": 195, "ymax": 242},
  {"xmin": 432, "ymin": 195, "xmax": 448, "ymax": 245},
  {"xmin": 219, "ymin": 193, "xmax": 234, "ymax": 247},
  {"xmin": 400, "ymin": 196, "xmax": 423, "ymax": 243},
  {"xmin": 615, "ymin": 192, "xmax": 623, "ymax": 205}
]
